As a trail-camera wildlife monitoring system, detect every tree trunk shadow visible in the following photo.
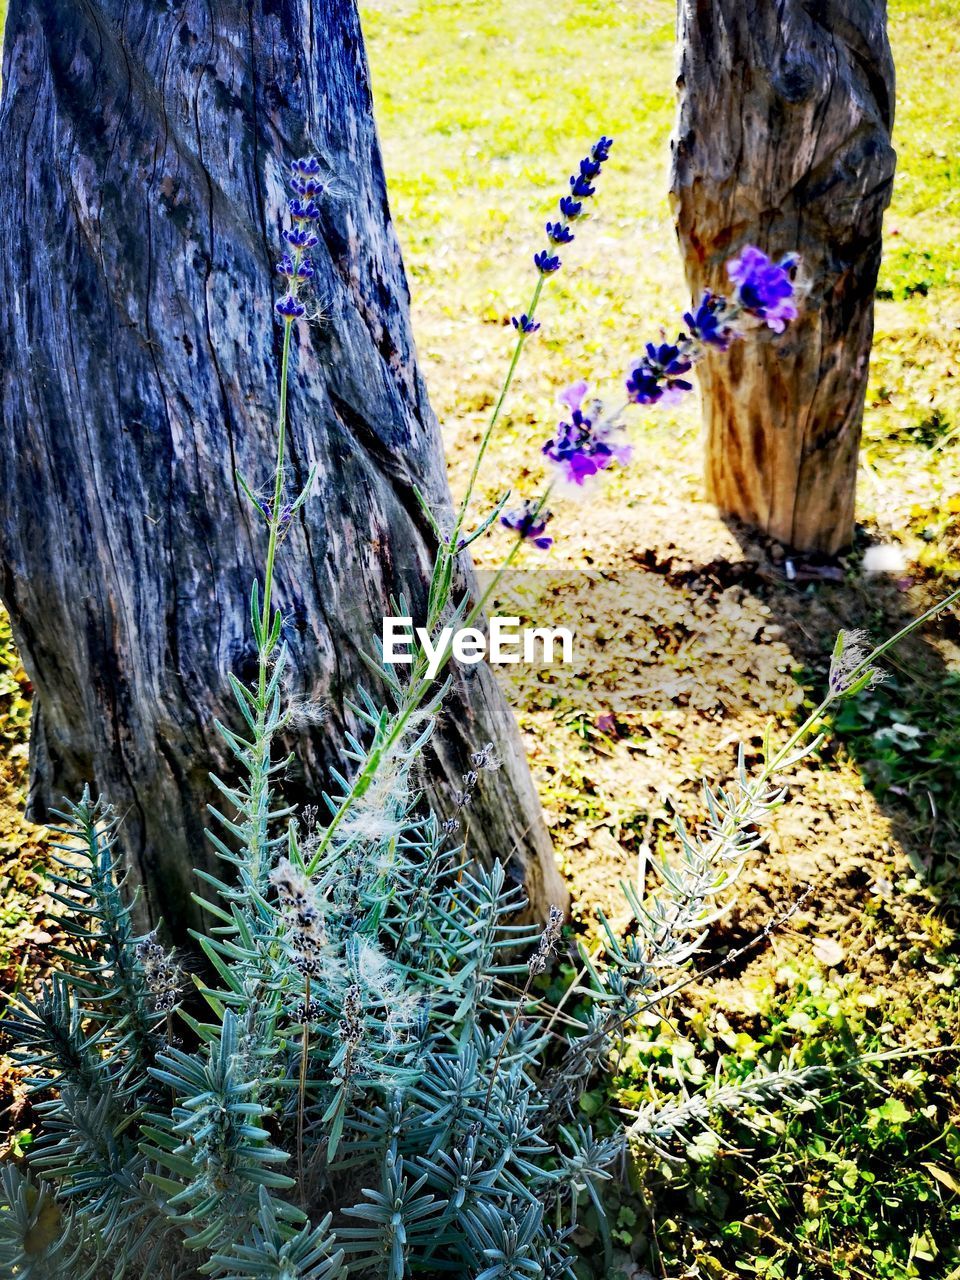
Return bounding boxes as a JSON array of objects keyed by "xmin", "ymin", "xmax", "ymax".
[
  {"xmin": 481, "ymin": 524, "xmax": 960, "ymax": 918},
  {"xmin": 699, "ymin": 516, "xmax": 960, "ymax": 887}
]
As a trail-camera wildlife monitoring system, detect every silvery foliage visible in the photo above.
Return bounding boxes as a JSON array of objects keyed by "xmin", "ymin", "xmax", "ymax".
[{"xmin": 0, "ymin": 624, "xmax": 896, "ymax": 1279}]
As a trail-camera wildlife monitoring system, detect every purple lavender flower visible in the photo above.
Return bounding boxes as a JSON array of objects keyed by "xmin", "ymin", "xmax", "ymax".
[
  {"xmin": 624, "ymin": 363, "xmax": 663, "ymax": 405},
  {"xmin": 512, "ymin": 314, "xmax": 540, "ymax": 333},
  {"xmin": 288, "ymin": 198, "xmax": 321, "ymax": 222},
  {"xmin": 291, "ymin": 156, "xmax": 325, "ymax": 202},
  {"xmin": 276, "ymin": 254, "xmax": 314, "ymax": 281},
  {"xmin": 275, "ymin": 294, "xmax": 305, "ymax": 320},
  {"xmin": 727, "ymin": 246, "xmax": 799, "ymax": 333},
  {"xmin": 292, "ymin": 174, "xmax": 325, "ymax": 199},
  {"xmin": 542, "ymin": 381, "xmax": 632, "ymax": 488},
  {"xmin": 256, "ymin": 497, "xmax": 295, "ymax": 528},
  {"xmin": 501, "ymin": 500, "xmax": 554, "ymax": 550},
  {"xmin": 592, "ymin": 136, "xmax": 613, "ymax": 163},
  {"xmin": 292, "ymin": 155, "xmax": 323, "ymax": 176},
  {"xmin": 559, "ymin": 381, "xmax": 590, "ymax": 412},
  {"xmin": 682, "ymin": 291, "xmax": 736, "ymax": 351},
  {"xmin": 549, "ymin": 138, "xmax": 612, "ymax": 239},
  {"xmin": 283, "ymin": 226, "xmax": 319, "ymax": 250},
  {"xmin": 534, "ymin": 250, "xmax": 561, "ymax": 274},
  {"xmin": 596, "ymin": 711, "xmax": 618, "ymax": 737},
  {"xmin": 546, "ymin": 221, "xmax": 574, "ymax": 245},
  {"xmin": 626, "ymin": 342, "xmax": 694, "ymax": 406},
  {"xmin": 275, "ymin": 156, "xmax": 326, "ymax": 330}
]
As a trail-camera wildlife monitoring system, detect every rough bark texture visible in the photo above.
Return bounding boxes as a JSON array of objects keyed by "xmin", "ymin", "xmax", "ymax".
[
  {"xmin": 0, "ymin": 0, "xmax": 566, "ymax": 936},
  {"xmin": 671, "ymin": 0, "xmax": 896, "ymax": 554}
]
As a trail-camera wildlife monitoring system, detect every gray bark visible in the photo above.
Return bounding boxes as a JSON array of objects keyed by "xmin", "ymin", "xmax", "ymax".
[
  {"xmin": 671, "ymin": 0, "xmax": 896, "ymax": 555},
  {"xmin": 0, "ymin": 0, "xmax": 566, "ymax": 936}
]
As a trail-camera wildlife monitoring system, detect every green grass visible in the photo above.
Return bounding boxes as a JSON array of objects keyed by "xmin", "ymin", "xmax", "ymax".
[
  {"xmin": 612, "ymin": 941, "xmax": 960, "ymax": 1279},
  {"xmin": 0, "ymin": 611, "xmax": 44, "ymax": 993},
  {"xmin": 825, "ymin": 670, "xmax": 960, "ymax": 867},
  {"xmin": 864, "ymin": 0, "xmax": 960, "ymax": 571},
  {"xmin": 530, "ymin": 875, "xmax": 960, "ymax": 1279}
]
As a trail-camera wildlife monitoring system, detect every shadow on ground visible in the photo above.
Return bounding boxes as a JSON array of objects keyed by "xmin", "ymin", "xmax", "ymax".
[{"xmin": 480, "ymin": 524, "xmax": 960, "ymax": 937}]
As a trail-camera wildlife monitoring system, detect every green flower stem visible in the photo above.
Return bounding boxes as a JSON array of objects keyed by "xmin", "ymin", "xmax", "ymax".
[
  {"xmin": 259, "ymin": 310, "xmax": 296, "ymax": 676},
  {"xmin": 297, "ymin": 971, "xmax": 310, "ymax": 1203},
  {"xmin": 451, "ymin": 273, "xmax": 545, "ymax": 549},
  {"xmin": 422, "ymin": 275, "xmax": 547, "ymax": 634},
  {"xmin": 770, "ymin": 582, "xmax": 960, "ymax": 776},
  {"xmin": 304, "ymin": 492, "xmax": 553, "ymax": 876},
  {"xmin": 245, "ymin": 297, "xmax": 296, "ymax": 889}
]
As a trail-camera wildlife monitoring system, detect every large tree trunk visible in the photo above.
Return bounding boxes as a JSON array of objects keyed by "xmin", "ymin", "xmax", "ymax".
[
  {"xmin": 0, "ymin": 0, "xmax": 565, "ymax": 936},
  {"xmin": 670, "ymin": 0, "xmax": 896, "ymax": 555}
]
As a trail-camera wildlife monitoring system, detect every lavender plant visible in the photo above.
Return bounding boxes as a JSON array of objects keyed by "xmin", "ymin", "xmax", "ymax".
[{"xmin": 2, "ymin": 140, "xmax": 957, "ymax": 1280}]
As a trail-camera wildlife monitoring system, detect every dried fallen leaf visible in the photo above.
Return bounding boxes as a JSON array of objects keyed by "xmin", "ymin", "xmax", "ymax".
[{"xmin": 812, "ymin": 937, "xmax": 845, "ymax": 967}]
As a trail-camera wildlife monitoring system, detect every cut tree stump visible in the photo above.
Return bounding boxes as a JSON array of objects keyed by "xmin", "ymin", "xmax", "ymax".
[
  {"xmin": 671, "ymin": 0, "xmax": 896, "ymax": 555},
  {"xmin": 0, "ymin": 0, "xmax": 566, "ymax": 935}
]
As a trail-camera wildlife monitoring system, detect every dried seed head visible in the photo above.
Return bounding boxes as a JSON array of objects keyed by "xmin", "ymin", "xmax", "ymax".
[
  {"xmin": 269, "ymin": 857, "xmax": 311, "ymax": 907},
  {"xmin": 338, "ymin": 983, "xmax": 364, "ymax": 1047},
  {"xmin": 528, "ymin": 904, "xmax": 564, "ymax": 977},
  {"xmin": 286, "ymin": 698, "xmax": 328, "ymax": 729},
  {"xmin": 269, "ymin": 857, "xmax": 330, "ymax": 975},
  {"xmin": 828, "ymin": 628, "xmax": 886, "ymax": 697},
  {"xmin": 470, "ymin": 741, "xmax": 502, "ymax": 771},
  {"xmin": 135, "ymin": 931, "xmax": 182, "ymax": 1013}
]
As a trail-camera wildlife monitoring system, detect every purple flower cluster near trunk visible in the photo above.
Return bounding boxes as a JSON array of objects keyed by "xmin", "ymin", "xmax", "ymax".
[
  {"xmin": 727, "ymin": 246, "xmax": 799, "ymax": 333},
  {"xmin": 489, "ymin": 134, "xmax": 802, "ymax": 551},
  {"xmin": 274, "ymin": 156, "xmax": 324, "ymax": 320},
  {"xmin": 541, "ymin": 381, "xmax": 632, "ymax": 489}
]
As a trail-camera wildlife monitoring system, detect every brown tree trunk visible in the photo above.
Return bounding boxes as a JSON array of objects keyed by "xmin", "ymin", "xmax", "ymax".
[
  {"xmin": 0, "ymin": 0, "xmax": 566, "ymax": 937},
  {"xmin": 670, "ymin": 0, "xmax": 896, "ymax": 555}
]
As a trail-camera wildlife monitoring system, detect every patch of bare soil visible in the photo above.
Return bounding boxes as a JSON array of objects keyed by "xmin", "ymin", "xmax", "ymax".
[{"xmin": 478, "ymin": 433, "xmax": 959, "ymax": 1019}]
